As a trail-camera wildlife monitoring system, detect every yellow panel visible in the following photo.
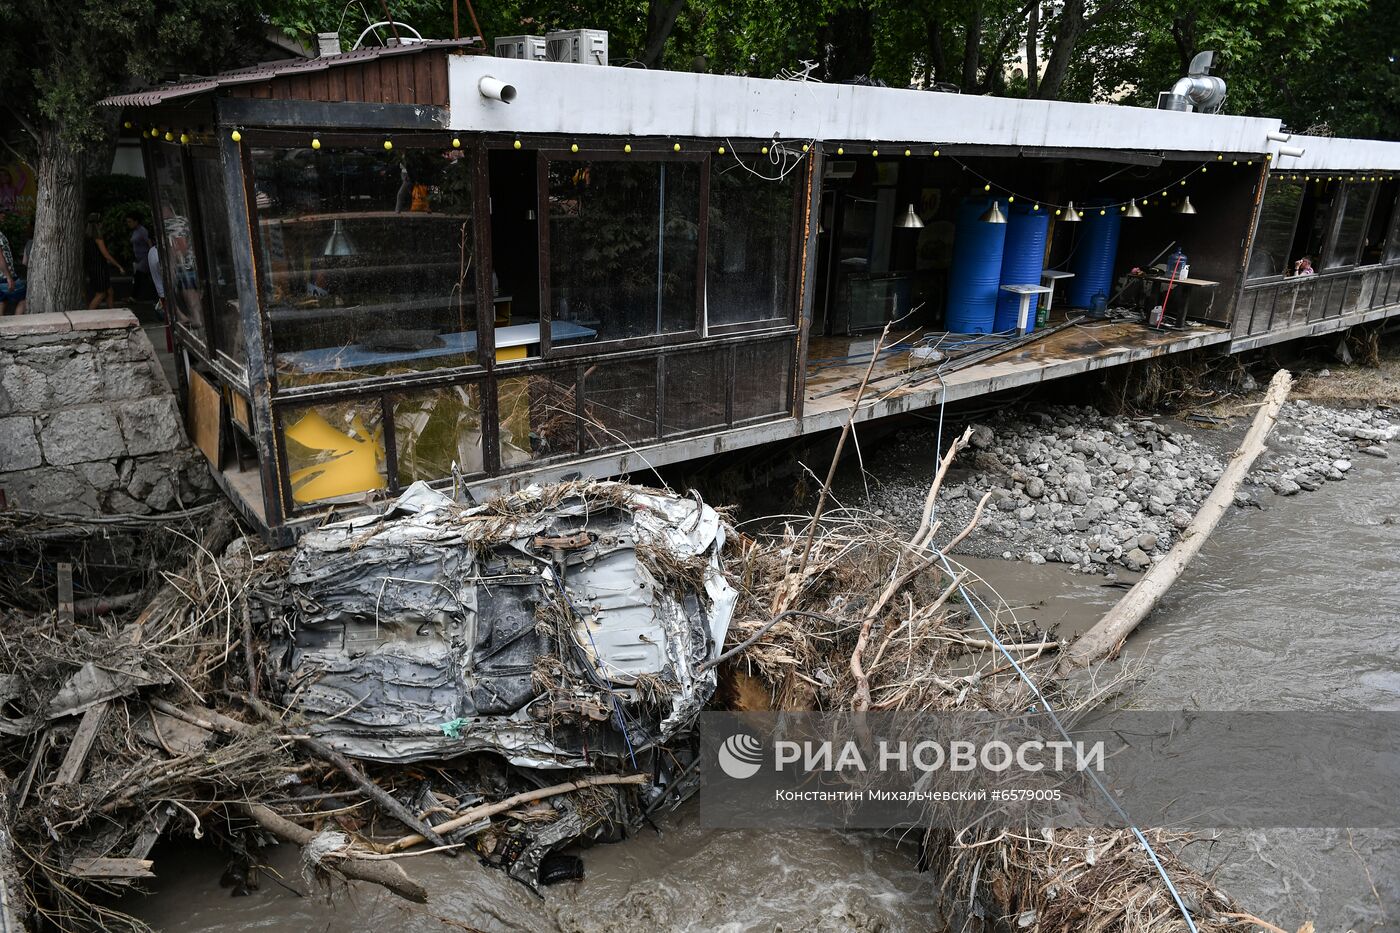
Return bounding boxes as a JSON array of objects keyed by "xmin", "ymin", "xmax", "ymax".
[
  {"xmin": 496, "ymin": 345, "xmax": 528, "ymax": 362},
  {"xmin": 286, "ymin": 410, "xmax": 386, "ymax": 504}
]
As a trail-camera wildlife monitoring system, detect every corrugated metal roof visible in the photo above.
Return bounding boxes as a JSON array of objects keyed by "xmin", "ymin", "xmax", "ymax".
[{"xmin": 100, "ymin": 38, "xmax": 480, "ymax": 108}]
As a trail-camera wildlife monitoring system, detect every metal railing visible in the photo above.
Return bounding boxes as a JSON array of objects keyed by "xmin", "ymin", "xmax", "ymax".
[{"xmin": 1236, "ymin": 264, "xmax": 1400, "ymax": 338}]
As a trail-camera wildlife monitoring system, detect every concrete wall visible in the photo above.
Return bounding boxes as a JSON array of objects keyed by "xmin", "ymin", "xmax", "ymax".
[{"xmin": 0, "ymin": 309, "xmax": 214, "ymax": 515}]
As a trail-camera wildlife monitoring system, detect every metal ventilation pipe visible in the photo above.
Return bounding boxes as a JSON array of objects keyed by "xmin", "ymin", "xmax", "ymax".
[
  {"xmin": 1157, "ymin": 50, "xmax": 1227, "ymax": 114},
  {"xmin": 478, "ymin": 76, "xmax": 517, "ymax": 103}
]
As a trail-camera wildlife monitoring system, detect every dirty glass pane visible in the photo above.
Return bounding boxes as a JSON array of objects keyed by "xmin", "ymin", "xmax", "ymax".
[
  {"xmin": 1247, "ymin": 178, "xmax": 1303, "ymax": 280},
  {"xmin": 498, "ymin": 369, "xmax": 580, "ymax": 467},
  {"xmin": 250, "ymin": 143, "xmax": 478, "ymax": 387},
  {"xmin": 393, "ymin": 384, "xmax": 485, "ymax": 482},
  {"xmin": 281, "ymin": 399, "xmax": 387, "ymax": 507},
  {"xmin": 547, "ymin": 159, "xmax": 700, "ymax": 347},
  {"xmin": 151, "ymin": 143, "xmax": 206, "ymax": 344},
  {"xmin": 190, "ymin": 152, "xmax": 245, "ymax": 374},
  {"xmin": 662, "ymin": 349, "xmax": 727, "ymax": 435},
  {"xmin": 707, "ymin": 165, "xmax": 798, "ymax": 327},
  {"xmin": 1324, "ymin": 185, "xmax": 1373, "ymax": 270},
  {"xmin": 732, "ymin": 339, "xmax": 793, "ymax": 422},
  {"xmin": 580, "ymin": 357, "xmax": 658, "ymax": 450}
]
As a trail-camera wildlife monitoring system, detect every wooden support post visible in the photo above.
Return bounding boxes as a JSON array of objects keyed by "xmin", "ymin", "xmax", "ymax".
[{"xmin": 1061, "ymin": 370, "xmax": 1292, "ymax": 670}]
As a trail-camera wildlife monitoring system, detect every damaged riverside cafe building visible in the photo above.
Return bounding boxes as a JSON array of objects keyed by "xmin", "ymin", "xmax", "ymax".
[{"xmin": 102, "ymin": 37, "xmax": 1400, "ymax": 543}]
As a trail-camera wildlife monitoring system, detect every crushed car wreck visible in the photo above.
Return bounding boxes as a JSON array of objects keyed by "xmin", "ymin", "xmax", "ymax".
[{"xmin": 267, "ymin": 480, "xmax": 736, "ymax": 883}]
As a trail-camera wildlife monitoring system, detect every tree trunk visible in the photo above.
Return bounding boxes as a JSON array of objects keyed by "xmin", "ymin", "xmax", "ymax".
[
  {"xmin": 927, "ymin": 18, "xmax": 948, "ymax": 86},
  {"xmin": 1035, "ymin": 0, "xmax": 1084, "ymax": 99},
  {"xmin": 29, "ymin": 123, "xmax": 87, "ymax": 316},
  {"xmin": 1025, "ymin": 2, "xmax": 1040, "ymax": 96},
  {"xmin": 961, "ymin": 2, "xmax": 982, "ymax": 91},
  {"xmin": 642, "ymin": 0, "xmax": 687, "ymax": 68}
]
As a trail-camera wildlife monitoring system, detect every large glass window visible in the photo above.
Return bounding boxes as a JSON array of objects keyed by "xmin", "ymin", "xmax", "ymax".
[
  {"xmin": 251, "ymin": 143, "xmax": 478, "ymax": 387},
  {"xmin": 151, "ymin": 144, "xmax": 206, "ymax": 344},
  {"xmin": 394, "ymin": 385, "xmax": 484, "ymax": 481},
  {"xmin": 498, "ymin": 370, "xmax": 580, "ymax": 467},
  {"xmin": 1247, "ymin": 177, "xmax": 1304, "ymax": 280},
  {"xmin": 579, "ymin": 357, "xmax": 658, "ymax": 449},
  {"xmin": 191, "ymin": 152, "xmax": 245, "ymax": 373},
  {"xmin": 547, "ymin": 158, "xmax": 701, "ymax": 347},
  {"xmin": 707, "ymin": 165, "xmax": 799, "ymax": 328},
  {"xmin": 662, "ymin": 349, "xmax": 726, "ymax": 435},
  {"xmin": 733, "ymin": 339, "xmax": 794, "ymax": 422},
  {"xmin": 1324, "ymin": 184, "xmax": 1374, "ymax": 270}
]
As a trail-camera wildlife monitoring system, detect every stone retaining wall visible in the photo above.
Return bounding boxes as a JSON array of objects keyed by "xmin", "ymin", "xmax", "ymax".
[{"xmin": 0, "ymin": 309, "xmax": 214, "ymax": 515}]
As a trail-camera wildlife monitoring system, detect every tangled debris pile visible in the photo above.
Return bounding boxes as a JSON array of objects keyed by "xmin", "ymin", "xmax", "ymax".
[
  {"xmin": 0, "ymin": 467, "xmax": 1276, "ymax": 933},
  {"xmin": 0, "ymin": 481, "xmax": 734, "ymax": 931},
  {"xmin": 720, "ymin": 431, "xmax": 1259, "ymax": 932}
]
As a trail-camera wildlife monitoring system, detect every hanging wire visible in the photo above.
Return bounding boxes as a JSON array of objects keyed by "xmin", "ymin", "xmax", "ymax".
[{"xmin": 946, "ymin": 155, "xmax": 1217, "ymax": 212}]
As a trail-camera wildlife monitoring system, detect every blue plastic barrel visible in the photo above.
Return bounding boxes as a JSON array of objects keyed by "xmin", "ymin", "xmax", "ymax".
[
  {"xmin": 1069, "ymin": 204, "xmax": 1121, "ymax": 309},
  {"xmin": 994, "ymin": 206, "xmax": 1050, "ymax": 331},
  {"xmin": 945, "ymin": 198, "xmax": 1008, "ymax": 334}
]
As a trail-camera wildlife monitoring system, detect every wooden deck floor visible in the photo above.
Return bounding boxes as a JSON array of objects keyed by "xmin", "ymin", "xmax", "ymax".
[{"xmin": 803, "ymin": 316, "xmax": 1232, "ymax": 421}]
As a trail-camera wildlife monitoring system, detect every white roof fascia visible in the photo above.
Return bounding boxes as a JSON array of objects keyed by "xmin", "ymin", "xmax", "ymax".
[
  {"xmin": 448, "ymin": 56, "xmax": 1282, "ymax": 156},
  {"xmin": 1267, "ymin": 134, "xmax": 1400, "ymax": 172}
]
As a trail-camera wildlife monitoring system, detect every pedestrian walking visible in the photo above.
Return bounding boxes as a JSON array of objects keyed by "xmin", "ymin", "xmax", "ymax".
[
  {"xmin": 86, "ymin": 214, "xmax": 125, "ymax": 309},
  {"xmin": 126, "ymin": 210, "xmax": 152, "ymax": 299},
  {"xmin": 0, "ymin": 229, "xmax": 25, "ymax": 314}
]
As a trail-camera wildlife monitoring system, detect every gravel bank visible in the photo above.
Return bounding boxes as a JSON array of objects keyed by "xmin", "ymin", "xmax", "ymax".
[{"xmin": 861, "ymin": 395, "xmax": 1396, "ymax": 574}]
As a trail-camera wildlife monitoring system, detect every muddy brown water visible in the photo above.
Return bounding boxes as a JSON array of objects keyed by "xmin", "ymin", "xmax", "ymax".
[{"xmin": 124, "ymin": 418, "xmax": 1399, "ymax": 932}]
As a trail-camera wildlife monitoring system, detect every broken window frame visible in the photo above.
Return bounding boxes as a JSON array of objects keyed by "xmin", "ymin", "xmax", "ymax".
[{"xmin": 1322, "ymin": 181, "xmax": 1377, "ymax": 272}]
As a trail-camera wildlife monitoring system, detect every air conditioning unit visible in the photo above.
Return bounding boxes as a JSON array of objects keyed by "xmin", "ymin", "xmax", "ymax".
[
  {"xmin": 494, "ymin": 35, "xmax": 547, "ymax": 61},
  {"xmin": 545, "ymin": 29, "xmax": 608, "ymax": 65}
]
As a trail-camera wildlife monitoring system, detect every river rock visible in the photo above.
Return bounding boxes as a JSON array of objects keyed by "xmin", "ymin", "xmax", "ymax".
[
  {"xmin": 970, "ymin": 424, "xmax": 995, "ymax": 449},
  {"xmin": 1138, "ymin": 533, "xmax": 1159, "ymax": 552},
  {"xmin": 1123, "ymin": 547, "xmax": 1149, "ymax": 571},
  {"xmin": 1025, "ymin": 476, "xmax": 1045, "ymax": 499},
  {"xmin": 1363, "ymin": 445, "xmax": 1389, "ymax": 458},
  {"xmin": 1333, "ymin": 459, "xmax": 1351, "ymax": 472}
]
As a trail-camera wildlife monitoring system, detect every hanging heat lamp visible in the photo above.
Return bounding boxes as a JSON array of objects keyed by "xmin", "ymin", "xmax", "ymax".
[
  {"xmin": 1124, "ymin": 200, "xmax": 1145, "ymax": 218},
  {"xmin": 1062, "ymin": 201, "xmax": 1082, "ymax": 222},
  {"xmin": 897, "ymin": 203, "xmax": 925, "ymax": 229},
  {"xmin": 1177, "ymin": 196, "xmax": 1197, "ymax": 215},
  {"xmin": 978, "ymin": 200, "xmax": 1007, "ymax": 224}
]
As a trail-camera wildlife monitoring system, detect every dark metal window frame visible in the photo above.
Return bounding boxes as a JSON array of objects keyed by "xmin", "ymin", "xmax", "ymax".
[
  {"xmin": 1243, "ymin": 172, "xmax": 1307, "ymax": 285},
  {"xmin": 1322, "ymin": 181, "xmax": 1378, "ymax": 272},
  {"xmin": 240, "ymin": 129, "xmax": 494, "ymax": 400},
  {"xmin": 230, "ymin": 131, "xmax": 805, "ymax": 518},
  {"xmin": 536, "ymin": 147, "xmax": 710, "ymax": 360}
]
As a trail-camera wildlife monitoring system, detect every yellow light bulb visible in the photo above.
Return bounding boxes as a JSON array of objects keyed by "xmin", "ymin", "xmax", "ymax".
[
  {"xmin": 1233, "ymin": 160, "xmax": 1239, "ymax": 166},
  {"xmin": 933, "ymin": 149, "xmax": 940, "ymax": 157},
  {"xmin": 1008, "ymin": 196, "xmax": 1015, "ymax": 203},
  {"xmin": 870, "ymin": 148, "xmax": 877, "ymax": 156},
  {"xmin": 762, "ymin": 146, "xmax": 769, "ymax": 154},
  {"xmin": 802, "ymin": 143, "xmax": 809, "ymax": 152},
  {"xmin": 1217, "ymin": 154, "xmax": 1223, "ymax": 160},
  {"xmin": 837, "ymin": 147, "xmax": 844, "ymax": 155},
  {"xmin": 231, "ymin": 129, "xmax": 241, "ymax": 142},
  {"xmin": 673, "ymin": 142, "xmax": 681, "ymax": 152},
  {"xmin": 625, "ymin": 143, "xmax": 633, "ymax": 153},
  {"xmin": 1033, "ymin": 204, "xmax": 1040, "ymax": 211},
  {"xmin": 1201, "ymin": 166, "xmax": 1208, "ymax": 172},
  {"xmin": 123, "ymin": 121, "xmax": 132, "ymax": 129},
  {"xmin": 717, "ymin": 146, "xmax": 725, "ymax": 154},
  {"xmin": 1055, "ymin": 208, "xmax": 1062, "ymax": 216},
  {"xmin": 983, "ymin": 183, "xmax": 990, "ymax": 192},
  {"xmin": 1180, "ymin": 180, "xmax": 1186, "ymax": 186},
  {"xmin": 163, "ymin": 131, "xmax": 172, "ymax": 141},
  {"xmin": 1119, "ymin": 205, "xmax": 1126, "ymax": 211},
  {"xmin": 451, "ymin": 137, "xmax": 461, "ymax": 148},
  {"xmin": 513, "ymin": 139, "xmax": 521, "ymax": 150},
  {"xmin": 179, "ymin": 133, "xmax": 189, "ymax": 144},
  {"xmin": 383, "ymin": 139, "xmax": 393, "ymax": 151},
  {"xmin": 904, "ymin": 148, "xmax": 911, "ymax": 156},
  {"xmin": 311, "ymin": 138, "xmax": 321, "ymax": 150},
  {"xmin": 570, "ymin": 143, "xmax": 578, "ymax": 153},
  {"xmin": 1099, "ymin": 209, "xmax": 1106, "ymax": 215}
]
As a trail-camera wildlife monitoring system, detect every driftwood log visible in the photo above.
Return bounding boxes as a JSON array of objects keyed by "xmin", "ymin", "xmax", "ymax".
[
  {"xmin": 1062, "ymin": 369, "xmax": 1292, "ymax": 670},
  {"xmin": 235, "ymin": 803, "xmax": 429, "ymax": 903}
]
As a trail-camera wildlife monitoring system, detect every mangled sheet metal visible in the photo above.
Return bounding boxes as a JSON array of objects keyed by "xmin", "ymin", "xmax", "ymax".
[{"xmin": 271, "ymin": 481, "xmax": 736, "ymax": 768}]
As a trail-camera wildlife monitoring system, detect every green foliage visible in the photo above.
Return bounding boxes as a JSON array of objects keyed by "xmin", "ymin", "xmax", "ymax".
[{"xmin": 0, "ymin": 0, "xmax": 264, "ymax": 156}]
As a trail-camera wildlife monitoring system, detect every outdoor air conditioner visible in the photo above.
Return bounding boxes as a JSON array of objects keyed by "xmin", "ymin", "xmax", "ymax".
[
  {"xmin": 494, "ymin": 35, "xmax": 547, "ymax": 61},
  {"xmin": 545, "ymin": 29, "xmax": 609, "ymax": 65}
]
